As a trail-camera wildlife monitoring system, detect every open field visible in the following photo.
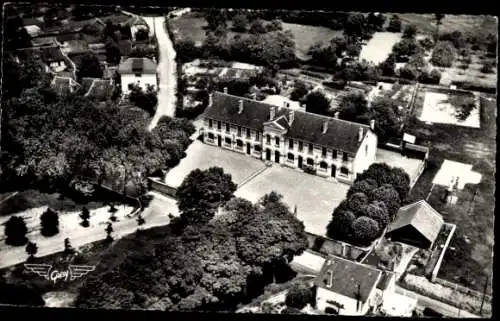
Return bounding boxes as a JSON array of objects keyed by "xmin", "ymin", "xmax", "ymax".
[
  {"xmin": 437, "ymin": 54, "xmax": 497, "ymax": 89},
  {"xmin": 390, "ymin": 14, "xmax": 497, "ymax": 39},
  {"xmin": 235, "ymin": 165, "xmax": 349, "ymax": 237},
  {"xmin": 359, "ymin": 32, "xmax": 402, "ymax": 64},
  {"xmin": 164, "ymin": 141, "xmax": 267, "ymax": 188},
  {"xmin": 404, "ymin": 95, "xmax": 495, "ymax": 294},
  {"xmin": 419, "ymin": 91, "xmax": 480, "ymax": 128},
  {"xmin": 169, "ymin": 12, "xmax": 207, "ymax": 45}
]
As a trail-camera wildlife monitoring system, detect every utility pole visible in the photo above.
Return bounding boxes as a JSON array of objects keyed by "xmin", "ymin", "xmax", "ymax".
[{"xmin": 480, "ymin": 276, "xmax": 489, "ymax": 315}]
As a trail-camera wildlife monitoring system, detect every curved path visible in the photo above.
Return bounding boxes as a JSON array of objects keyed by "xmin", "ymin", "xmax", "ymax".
[{"xmin": 143, "ymin": 16, "xmax": 178, "ymax": 131}]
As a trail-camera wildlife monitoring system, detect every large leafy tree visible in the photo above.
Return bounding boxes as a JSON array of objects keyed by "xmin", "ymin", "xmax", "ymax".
[
  {"xmin": 76, "ymin": 52, "xmax": 104, "ymax": 80},
  {"xmin": 285, "ymin": 282, "xmax": 313, "ymax": 309},
  {"xmin": 351, "ymin": 217, "xmax": 380, "ymax": 246},
  {"xmin": 176, "ymin": 167, "xmax": 237, "ymax": 224},
  {"xmin": 387, "ymin": 14, "xmax": 402, "ymax": 32},
  {"xmin": 370, "ymin": 97, "xmax": 403, "ymax": 143},
  {"xmin": 3, "ymin": 6, "xmax": 32, "ymax": 50},
  {"xmin": 304, "ymin": 91, "xmax": 331, "ymax": 116},
  {"xmin": 337, "ymin": 93, "xmax": 370, "ymax": 123},
  {"xmin": 355, "ymin": 163, "xmax": 410, "ymax": 202},
  {"xmin": 4, "ymin": 216, "xmax": 28, "ymax": 246},
  {"xmin": 326, "ymin": 209, "xmax": 356, "ymax": 241},
  {"xmin": 368, "ymin": 185, "xmax": 401, "ymax": 219},
  {"xmin": 40, "ymin": 208, "xmax": 60, "ymax": 237}
]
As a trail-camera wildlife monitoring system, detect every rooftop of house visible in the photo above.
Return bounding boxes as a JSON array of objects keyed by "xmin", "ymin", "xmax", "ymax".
[
  {"xmin": 387, "ymin": 200, "xmax": 444, "ymax": 244},
  {"xmin": 314, "ymin": 255, "xmax": 382, "ymax": 302},
  {"xmin": 376, "ymin": 271, "xmax": 395, "ymax": 291},
  {"xmin": 20, "ymin": 46, "xmax": 65, "ymax": 63},
  {"xmin": 56, "ymin": 32, "xmax": 83, "ymax": 43},
  {"xmin": 118, "ymin": 57, "xmax": 157, "ymax": 74},
  {"xmin": 64, "ymin": 40, "xmax": 89, "ymax": 54},
  {"xmin": 203, "ymin": 92, "xmax": 372, "ymax": 154},
  {"xmin": 51, "ymin": 76, "xmax": 80, "ymax": 95},
  {"xmin": 82, "ymin": 77, "xmax": 114, "ymax": 100},
  {"xmin": 22, "ymin": 17, "xmax": 44, "ymax": 27}
]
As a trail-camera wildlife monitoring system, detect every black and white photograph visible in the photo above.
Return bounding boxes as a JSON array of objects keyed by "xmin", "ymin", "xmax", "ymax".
[{"xmin": 0, "ymin": 3, "xmax": 496, "ymax": 318}]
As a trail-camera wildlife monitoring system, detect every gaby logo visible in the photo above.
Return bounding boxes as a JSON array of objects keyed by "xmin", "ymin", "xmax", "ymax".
[{"xmin": 24, "ymin": 264, "xmax": 95, "ymax": 284}]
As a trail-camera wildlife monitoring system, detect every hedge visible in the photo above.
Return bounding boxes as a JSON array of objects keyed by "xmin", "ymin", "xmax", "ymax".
[
  {"xmin": 451, "ymin": 81, "xmax": 496, "ymax": 94},
  {"xmin": 300, "ymin": 70, "xmax": 328, "ymax": 80},
  {"xmin": 322, "ymin": 80, "xmax": 346, "ymax": 90}
]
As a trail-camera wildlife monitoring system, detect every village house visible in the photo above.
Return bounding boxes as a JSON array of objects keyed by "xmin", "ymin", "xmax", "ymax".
[
  {"xmin": 314, "ymin": 255, "xmax": 383, "ymax": 315},
  {"xmin": 50, "ymin": 76, "xmax": 81, "ymax": 96},
  {"xmin": 118, "ymin": 57, "xmax": 157, "ymax": 96},
  {"xmin": 202, "ymin": 91, "xmax": 378, "ymax": 184},
  {"xmin": 386, "ymin": 200, "xmax": 445, "ymax": 249},
  {"xmin": 22, "ymin": 17, "xmax": 44, "ymax": 37},
  {"xmin": 20, "ymin": 46, "xmax": 68, "ymax": 73},
  {"xmin": 80, "ymin": 77, "xmax": 115, "ymax": 101}
]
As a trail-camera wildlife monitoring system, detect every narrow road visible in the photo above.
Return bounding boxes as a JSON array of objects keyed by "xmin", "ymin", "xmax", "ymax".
[
  {"xmin": 0, "ymin": 192, "xmax": 179, "ymax": 269},
  {"xmin": 395, "ymin": 286, "xmax": 481, "ymax": 318},
  {"xmin": 143, "ymin": 15, "xmax": 177, "ymax": 131}
]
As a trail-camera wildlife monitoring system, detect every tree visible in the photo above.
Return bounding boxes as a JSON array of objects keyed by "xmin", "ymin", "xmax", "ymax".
[
  {"xmin": 371, "ymin": 97, "xmax": 403, "ymax": 143},
  {"xmin": 304, "ymin": 91, "xmax": 331, "ymax": 116},
  {"xmin": 387, "ymin": 15, "xmax": 402, "ymax": 32},
  {"xmin": 231, "ymin": 14, "xmax": 248, "ymax": 32},
  {"xmin": 399, "ymin": 65, "xmax": 420, "ymax": 80},
  {"xmin": 434, "ymin": 14, "xmax": 445, "ymax": 42},
  {"xmin": 5, "ymin": 216, "xmax": 28, "ymax": 246},
  {"xmin": 345, "ymin": 192, "xmax": 369, "ymax": 216},
  {"xmin": 266, "ymin": 19, "xmax": 283, "ymax": 32},
  {"xmin": 3, "ymin": 7, "xmax": 32, "ymax": 50},
  {"xmin": 176, "ymin": 167, "xmax": 237, "ymax": 224},
  {"xmin": 362, "ymin": 202, "xmax": 390, "ymax": 230},
  {"xmin": 25, "ymin": 241, "xmax": 38, "ymax": 261},
  {"xmin": 249, "ymin": 19, "xmax": 267, "ymax": 34},
  {"xmin": 290, "ymin": 80, "xmax": 309, "ymax": 101},
  {"xmin": 379, "ymin": 54, "xmax": 396, "ymax": 76},
  {"xmin": 105, "ymin": 222, "xmax": 113, "ymax": 242},
  {"xmin": 76, "ymin": 52, "xmax": 104, "ymax": 80},
  {"xmin": 103, "ymin": 20, "xmax": 119, "ymax": 42},
  {"xmin": 347, "ymin": 179, "xmax": 379, "ymax": 197},
  {"xmin": 204, "ymin": 8, "xmax": 228, "ymax": 30},
  {"xmin": 64, "ymin": 237, "xmax": 74, "ymax": 255},
  {"xmin": 285, "ymin": 283, "xmax": 312, "ymax": 309},
  {"xmin": 134, "ymin": 29, "xmax": 149, "ymax": 42},
  {"xmin": 344, "ymin": 13, "xmax": 367, "ymax": 40},
  {"xmin": 326, "ymin": 210, "xmax": 356, "ymax": 241},
  {"xmin": 79, "ymin": 207, "xmax": 90, "ymax": 227},
  {"xmin": 402, "ymin": 24, "xmax": 418, "ymax": 39},
  {"xmin": 137, "ymin": 215, "xmax": 145, "ymax": 226},
  {"xmin": 128, "ymin": 84, "xmax": 158, "ymax": 116},
  {"xmin": 346, "ymin": 42, "xmax": 362, "ymax": 58},
  {"xmin": 176, "ymin": 38, "xmax": 199, "ymax": 63},
  {"xmin": 430, "ymin": 41, "xmax": 455, "ymax": 67},
  {"xmin": 337, "ymin": 93, "xmax": 370, "ymax": 123},
  {"xmin": 440, "ymin": 31, "xmax": 466, "ymax": 49},
  {"xmin": 392, "ymin": 38, "xmax": 423, "ymax": 62},
  {"xmin": 309, "ymin": 43, "xmax": 338, "ymax": 69},
  {"xmin": 40, "ymin": 208, "xmax": 60, "ymax": 237},
  {"xmin": 366, "ymin": 13, "xmax": 386, "ymax": 32},
  {"xmin": 356, "ymin": 163, "xmax": 410, "ymax": 202},
  {"xmin": 368, "ymin": 185, "xmax": 401, "ymax": 218},
  {"xmin": 481, "ymin": 61, "xmax": 494, "ymax": 74},
  {"xmin": 419, "ymin": 37, "xmax": 435, "ymax": 51},
  {"xmin": 105, "ymin": 38, "xmax": 121, "ymax": 65},
  {"xmin": 351, "ymin": 217, "xmax": 380, "ymax": 246}
]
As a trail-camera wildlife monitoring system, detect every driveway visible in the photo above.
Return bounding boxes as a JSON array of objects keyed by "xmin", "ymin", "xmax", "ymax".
[
  {"xmin": 0, "ymin": 192, "xmax": 178, "ymax": 269},
  {"xmin": 143, "ymin": 16, "xmax": 177, "ymax": 131}
]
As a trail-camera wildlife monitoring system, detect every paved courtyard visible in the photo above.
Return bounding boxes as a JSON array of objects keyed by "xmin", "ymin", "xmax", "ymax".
[
  {"xmin": 235, "ymin": 165, "xmax": 349, "ymax": 237},
  {"xmin": 164, "ymin": 141, "xmax": 267, "ymax": 188}
]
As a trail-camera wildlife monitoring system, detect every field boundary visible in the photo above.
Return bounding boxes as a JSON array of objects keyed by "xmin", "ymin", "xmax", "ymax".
[{"xmin": 430, "ymin": 223, "xmax": 456, "ymax": 281}]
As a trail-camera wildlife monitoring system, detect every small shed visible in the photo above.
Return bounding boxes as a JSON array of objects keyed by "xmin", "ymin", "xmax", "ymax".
[{"xmin": 386, "ymin": 200, "xmax": 444, "ymax": 249}]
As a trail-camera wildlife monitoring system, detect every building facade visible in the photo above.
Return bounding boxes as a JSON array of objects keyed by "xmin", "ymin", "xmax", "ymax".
[
  {"xmin": 202, "ymin": 92, "xmax": 378, "ymax": 184},
  {"xmin": 118, "ymin": 57, "xmax": 157, "ymax": 95}
]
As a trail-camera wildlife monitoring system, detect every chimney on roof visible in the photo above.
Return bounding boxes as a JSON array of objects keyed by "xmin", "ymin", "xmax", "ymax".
[
  {"xmin": 322, "ymin": 120, "xmax": 328, "ymax": 134},
  {"xmin": 270, "ymin": 106, "xmax": 276, "ymax": 120},
  {"xmin": 238, "ymin": 99, "xmax": 244, "ymax": 114},
  {"xmin": 208, "ymin": 93, "xmax": 213, "ymax": 107},
  {"xmin": 223, "ymin": 87, "xmax": 228, "ymax": 94},
  {"xmin": 358, "ymin": 127, "xmax": 364, "ymax": 142},
  {"xmin": 334, "ymin": 111, "xmax": 340, "ymax": 119},
  {"xmin": 288, "ymin": 110, "xmax": 294, "ymax": 125},
  {"xmin": 370, "ymin": 119, "xmax": 375, "ymax": 130}
]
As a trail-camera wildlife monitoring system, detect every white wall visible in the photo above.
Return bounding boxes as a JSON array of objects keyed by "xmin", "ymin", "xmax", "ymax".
[
  {"xmin": 353, "ymin": 130, "xmax": 378, "ymax": 177},
  {"xmin": 50, "ymin": 61, "xmax": 66, "ymax": 73},
  {"xmin": 121, "ymin": 74, "xmax": 157, "ymax": 95},
  {"xmin": 316, "ymin": 287, "xmax": 370, "ymax": 316}
]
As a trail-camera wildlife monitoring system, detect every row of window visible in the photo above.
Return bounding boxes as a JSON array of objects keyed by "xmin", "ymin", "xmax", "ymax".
[
  {"xmin": 285, "ymin": 153, "xmax": 348, "ymax": 173},
  {"xmin": 208, "ymin": 119, "xmax": 350, "ymax": 161}
]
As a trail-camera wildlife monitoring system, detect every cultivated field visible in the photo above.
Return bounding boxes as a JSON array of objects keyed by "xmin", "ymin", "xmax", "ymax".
[
  {"xmin": 359, "ymin": 32, "xmax": 402, "ymax": 64},
  {"xmin": 405, "ymin": 95, "xmax": 495, "ymax": 294},
  {"xmin": 419, "ymin": 92, "xmax": 480, "ymax": 128},
  {"xmin": 437, "ymin": 54, "xmax": 497, "ymax": 89},
  {"xmin": 235, "ymin": 166, "xmax": 349, "ymax": 237},
  {"xmin": 390, "ymin": 14, "xmax": 498, "ymax": 39}
]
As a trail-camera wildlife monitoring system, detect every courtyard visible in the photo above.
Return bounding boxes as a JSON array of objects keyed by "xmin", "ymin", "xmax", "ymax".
[
  {"xmin": 163, "ymin": 140, "xmax": 267, "ymax": 188},
  {"xmin": 235, "ymin": 165, "xmax": 349, "ymax": 237}
]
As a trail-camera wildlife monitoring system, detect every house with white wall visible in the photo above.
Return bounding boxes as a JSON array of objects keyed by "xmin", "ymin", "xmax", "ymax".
[
  {"xmin": 118, "ymin": 57, "xmax": 157, "ymax": 95},
  {"xmin": 202, "ymin": 91, "xmax": 378, "ymax": 184}
]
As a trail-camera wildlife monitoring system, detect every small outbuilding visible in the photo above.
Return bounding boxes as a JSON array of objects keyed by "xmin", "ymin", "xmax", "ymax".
[{"xmin": 386, "ymin": 200, "xmax": 444, "ymax": 249}]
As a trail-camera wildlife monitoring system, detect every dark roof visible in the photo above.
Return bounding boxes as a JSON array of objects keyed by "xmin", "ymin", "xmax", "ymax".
[
  {"xmin": 118, "ymin": 57, "xmax": 156, "ymax": 74},
  {"xmin": 51, "ymin": 76, "xmax": 80, "ymax": 95},
  {"xmin": 80, "ymin": 77, "xmax": 96, "ymax": 93},
  {"xmin": 315, "ymin": 255, "xmax": 382, "ymax": 302},
  {"xmin": 387, "ymin": 200, "xmax": 444, "ymax": 244},
  {"xmin": 84, "ymin": 78, "xmax": 114, "ymax": 100},
  {"xmin": 204, "ymin": 92, "xmax": 371, "ymax": 154},
  {"xmin": 118, "ymin": 40, "xmax": 132, "ymax": 56},
  {"xmin": 21, "ymin": 46, "xmax": 65, "ymax": 63},
  {"xmin": 57, "ymin": 33, "xmax": 82, "ymax": 43},
  {"xmin": 22, "ymin": 17, "xmax": 43, "ymax": 27}
]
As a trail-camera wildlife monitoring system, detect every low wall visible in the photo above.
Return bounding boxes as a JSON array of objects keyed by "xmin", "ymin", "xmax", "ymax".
[
  {"xmin": 430, "ymin": 223, "xmax": 456, "ymax": 281},
  {"xmin": 149, "ymin": 178, "xmax": 177, "ymax": 198},
  {"xmin": 306, "ymin": 232, "xmax": 373, "ymax": 261}
]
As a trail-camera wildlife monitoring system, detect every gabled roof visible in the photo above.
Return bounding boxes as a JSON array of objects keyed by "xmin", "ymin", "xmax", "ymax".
[
  {"xmin": 21, "ymin": 46, "xmax": 65, "ymax": 63},
  {"xmin": 51, "ymin": 76, "xmax": 80, "ymax": 95},
  {"xmin": 203, "ymin": 92, "xmax": 371, "ymax": 154},
  {"xmin": 315, "ymin": 255, "xmax": 382, "ymax": 302},
  {"xmin": 118, "ymin": 57, "xmax": 156, "ymax": 74},
  {"xmin": 83, "ymin": 78, "xmax": 114, "ymax": 100},
  {"xmin": 57, "ymin": 32, "xmax": 83, "ymax": 43},
  {"xmin": 387, "ymin": 200, "xmax": 444, "ymax": 244},
  {"xmin": 376, "ymin": 271, "xmax": 395, "ymax": 291}
]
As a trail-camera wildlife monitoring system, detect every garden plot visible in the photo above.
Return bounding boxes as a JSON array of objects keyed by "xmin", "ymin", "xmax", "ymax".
[
  {"xmin": 359, "ymin": 32, "xmax": 402, "ymax": 64},
  {"xmin": 432, "ymin": 160, "xmax": 482, "ymax": 190},
  {"xmin": 419, "ymin": 92, "xmax": 480, "ymax": 128}
]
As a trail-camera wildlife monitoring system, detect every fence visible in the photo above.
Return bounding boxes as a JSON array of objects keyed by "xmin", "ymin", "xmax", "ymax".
[
  {"xmin": 433, "ymin": 277, "xmax": 492, "ymax": 302},
  {"xmin": 305, "ymin": 231, "xmax": 374, "ymax": 261}
]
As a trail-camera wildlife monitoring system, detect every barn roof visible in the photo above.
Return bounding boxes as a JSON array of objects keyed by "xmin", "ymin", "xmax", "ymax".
[{"xmin": 387, "ymin": 200, "xmax": 444, "ymax": 244}]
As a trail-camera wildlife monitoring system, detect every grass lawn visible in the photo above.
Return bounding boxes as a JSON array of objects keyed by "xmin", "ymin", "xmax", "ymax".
[
  {"xmin": 404, "ymin": 95, "xmax": 495, "ymax": 294},
  {"xmin": 169, "ymin": 12, "xmax": 208, "ymax": 45},
  {"xmin": 235, "ymin": 166, "xmax": 349, "ymax": 237},
  {"xmin": 164, "ymin": 140, "xmax": 267, "ymax": 188},
  {"xmin": 437, "ymin": 54, "xmax": 497, "ymax": 89},
  {"xmin": 391, "ymin": 14, "xmax": 497, "ymax": 39},
  {"xmin": 359, "ymin": 32, "xmax": 402, "ymax": 64}
]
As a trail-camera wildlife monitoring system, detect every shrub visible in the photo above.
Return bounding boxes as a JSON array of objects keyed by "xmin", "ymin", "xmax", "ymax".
[
  {"xmin": 326, "ymin": 210, "xmax": 356, "ymax": 241},
  {"xmin": 4, "ymin": 216, "xmax": 28, "ymax": 246},
  {"xmin": 430, "ymin": 41, "xmax": 455, "ymax": 67},
  {"xmin": 285, "ymin": 282, "xmax": 313, "ymax": 309},
  {"xmin": 351, "ymin": 217, "xmax": 380, "ymax": 246},
  {"xmin": 362, "ymin": 202, "xmax": 390, "ymax": 230},
  {"xmin": 345, "ymin": 192, "xmax": 369, "ymax": 216},
  {"xmin": 368, "ymin": 185, "xmax": 401, "ymax": 218},
  {"xmin": 347, "ymin": 179, "xmax": 379, "ymax": 197},
  {"xmin": 40, "ymin": 208, "xmax": 59, "ymax": 237}
]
